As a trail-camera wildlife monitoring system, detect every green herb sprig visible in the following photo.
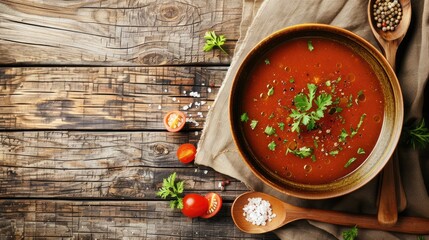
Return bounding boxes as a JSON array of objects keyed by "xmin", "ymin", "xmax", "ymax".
[
  {"xmin": 289, "ymin": 83, "xmax": 333, "ymax": 132},
  {"xmin": 203, "ymin": 31, "xmax": 227, "ymax": 54},
  {"xmin": 156, "ymin": 172, "xmax": 185, "ymax": 209},
  {"xmin": 342, "ymin": 226, "xmax": 358, "ymax": 240},
  {"xmin": 402, "ymin": 118, "xmax": 429, "ymax": 149},
  {"xmin": 286, "ymin": 146, "xmax": 313, "ymax": 158}
]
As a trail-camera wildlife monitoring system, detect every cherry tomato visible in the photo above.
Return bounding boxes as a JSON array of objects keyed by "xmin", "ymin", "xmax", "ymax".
[
  {"xmin": 164, "ymin": 111, "xmax": 186, "ymax": 132},
  {"xmin": 177, "ymin": 143, "xmax": 197, "ymax": 164},
  {"xmin": 182, "ymin": 193, "xmax": 209, "ymax": 218},
  {"xmin": 200, "ymin": 192, "xmax": 222, "ymax": 218}
]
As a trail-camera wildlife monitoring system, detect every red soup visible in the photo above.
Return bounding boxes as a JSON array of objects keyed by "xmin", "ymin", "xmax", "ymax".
[{"xmin": 239, "ymin": 37, "xmax": 384, "ymax": 185}]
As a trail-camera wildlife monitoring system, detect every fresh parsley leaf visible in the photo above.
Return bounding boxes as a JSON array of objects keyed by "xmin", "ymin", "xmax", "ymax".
[
  {"xmin": 342, "ymin": 226, "xmax": 358, "ymax": 240},
  {"xmin": 417, "ymin": 236, "xmax": 425, "ymax": 240},
  {"xmin": 307, "ymin": 40, "xmax": 314, "ymax": 52},
  {"xmin": 264, "ymin": 126, "xmax": 276, "ymax": 136},
  {"xmin": 294, "ymin": 93, "xmax": 311, "ymax": 111},
  {"xmin": 289, "ymin": 78, "xmax": 295, "ymax": 83},
  {"xmin": 351, "ymin": 113, "xmax": 366, "ymax": 137},
  {"xmin": 402, "ymin": 118, "xmax": 429, "ymax": 149},
  {"xmin": 241, "ymin": 112, "xmax": 249, "ymax": 122},
  {"xmin": 325, "ymin": 80, "xmax": 331, "ymax": 87},
  {"xmin": 278, "ymin": 122, "xmax": 285, "ymax": 131},
  {"xmin": 357, "ymin": 148, "xmax": 365, "ymax": 154},
  {"xmin": 289, "ymin": 84, "xmax": 333, "ymax": 132},
  {"xmin": 287, "ymin": 146, "xmax": 313, "ymax": 159},
  {"xmin": 311, "ymin": 155, "xmax": 316, "ymax": 162},
  {"xmin": 344, "ymin": 157, "xmax": 357, "ymax": 168},
  {"xmin": 329, "ymin": 150, "xmax": 339, "ymax": 156},
  {"xmin": 267, "ymin": 86, "xmax": 274, "ymax": 96},
  {"xmin": 268, "ymin": 141, "xmax": 276, "ymax": 151},
  {"xmin": 203, "ymin": 31, "xmax": 227, "ymax": 54},
  {"xmin": 250, "ymin": 120, "xmax": 258, "ymax": 130},
  {"xmin": 339, "ymin": 128, "xmax": 349, "ymax": 142},
  {"xmin": 156, "ymin": 172, "xmax": 185, "ymax": 209},
  {"xmin": 265, "ymin": 58, "xmax": 270, "ymax": 65}
]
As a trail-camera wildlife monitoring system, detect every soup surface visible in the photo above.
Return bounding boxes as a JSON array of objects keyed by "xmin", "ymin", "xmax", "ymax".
[{"xmin": 239, "ymin": 37, "xmax": 384, "ymax": 184}]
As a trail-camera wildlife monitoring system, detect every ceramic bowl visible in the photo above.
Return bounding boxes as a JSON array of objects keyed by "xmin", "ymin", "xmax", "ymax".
[{"xmin": 229, "ymin": 24, "xmax": 403, "ymax": 199}]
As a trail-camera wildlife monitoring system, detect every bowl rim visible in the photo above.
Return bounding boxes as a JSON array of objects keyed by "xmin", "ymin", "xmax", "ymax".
[{"xmin": 229, "ymin": 23, "xmax": 404, "ymax": 199}]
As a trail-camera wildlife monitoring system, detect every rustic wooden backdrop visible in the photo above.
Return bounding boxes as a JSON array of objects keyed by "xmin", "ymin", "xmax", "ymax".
[{"xmin": 0, "ymin": 0, "xmax": 282, "ymax": 239}]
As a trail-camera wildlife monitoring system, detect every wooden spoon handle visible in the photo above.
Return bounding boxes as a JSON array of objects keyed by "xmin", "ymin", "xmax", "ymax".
[
  {"xmin": 296, "ymin": 207, "xmax": 429, "ymax": 234},
  {"xmin": 378, "ymin": 158, "xmax": 398, "ymax": 225}
]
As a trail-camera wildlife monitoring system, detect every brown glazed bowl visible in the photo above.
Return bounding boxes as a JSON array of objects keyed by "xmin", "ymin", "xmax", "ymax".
[{"xmin": 229, "ymin": 24, "xmax": 403, "ymax": 199}]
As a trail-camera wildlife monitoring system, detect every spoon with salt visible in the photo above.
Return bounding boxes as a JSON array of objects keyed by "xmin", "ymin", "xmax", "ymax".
[
  {"xmin": 231, "ymin": 191, "xmax": 429, "ymax": 234},
  {"xmin": 367, "ymin": 0, "xmax": 411, "ymax": 226}
]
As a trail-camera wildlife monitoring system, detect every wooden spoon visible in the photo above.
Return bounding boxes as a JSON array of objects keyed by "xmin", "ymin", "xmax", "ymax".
[
  {"xmin": 231, "ymin": 191, "xmax": 429, "ymax": 234},
  {"xmin": 367, "ymin": 0, "xmax": 411, "ymax": 226}
]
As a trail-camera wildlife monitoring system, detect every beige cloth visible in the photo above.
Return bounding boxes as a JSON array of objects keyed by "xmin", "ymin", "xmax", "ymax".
[{"xmin": 196, "ymin": 0, "xmax": 429, "ymax": 239}]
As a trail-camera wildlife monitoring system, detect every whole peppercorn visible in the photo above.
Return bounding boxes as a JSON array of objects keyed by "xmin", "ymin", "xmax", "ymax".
[{"xmin": 373, "ymin": 0, "xmax": 402, "ymax": 32}]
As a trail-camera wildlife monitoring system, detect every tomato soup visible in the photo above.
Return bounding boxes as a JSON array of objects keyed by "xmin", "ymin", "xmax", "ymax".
[{"xmin": 239, "ymin": 37, "xmax": 384, "ymax": 185}]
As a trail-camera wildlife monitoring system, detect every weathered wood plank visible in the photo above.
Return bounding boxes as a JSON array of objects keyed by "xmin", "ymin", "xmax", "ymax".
[
  {"xmin": 0, "ymin": 66, "xmax": 224, "ymax": 130},
  {"xmin": 0, "ymin": 131, "xmax": 247, "ymax": 199},
  {"xmin": 0, "ymin": 200, "xmax": 279, "ymax": 239},
  {"xmin": 0, "ymin": 0, "xmax": 241, "ymax": 65}
]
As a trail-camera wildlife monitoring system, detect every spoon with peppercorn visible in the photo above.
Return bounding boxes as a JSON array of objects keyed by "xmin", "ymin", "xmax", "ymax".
[
  {"xmin": 231, "ymin": 191, "xmax": 429, "ymax": 234},
  {"xmin": 367, "ymin": 0, "xmax": 411, "ymax": 226}
]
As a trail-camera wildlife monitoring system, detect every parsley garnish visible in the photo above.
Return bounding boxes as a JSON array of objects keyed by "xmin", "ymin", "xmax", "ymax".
[
  {"xmin": 203, "ymin": 31, "xmax": 227, "ymax": 54},
  {"xmin": 339, "ymin": 128, "xmax": 349, "ymax": 142},
  {"xmin": 250, "ymin": 120, "xmax": 258, "ymax": 130},
  {"xmin": 351, "ymin": 114, "xmax": 366, "ymax": 137},
  {"xmin": 287, "ymin": 146, "xmax": 313, "ymax": 159},
  {"xmin": 357, "ymin": 148, "xmax": 365, "ymax": 154},
  {"xmin": 289, "ymin": 78, "xmax": 295, "ymax": 83},
  {"xmin": 402, "ymin": 118, "xmax": 429, "ymax": 149},
  {"xmin": 267, "ymin": 86, "xmax": 274, "ymax": 96},
  {"xmin": 289, "ymin": 84, "xmax": 333, "ymax": 132},
  {"xmin": 265, "ymin": 58, "xmax": 270, "ymax": 65},
  {"xmin": 264, "ymin": 126, "xmax": 276, "ymax": 136},
  {"xmin": 156, "ymin": 172, "xmax": 184, "ymax": 209},
  {"xmin": 344, "ymin": 157, "xmax": 357, "ymax": 168},
  {"xmin": 278, "ymin": 122, "xmax": 285, "ymax": 131},
  {"xmin": 268, "ymin": 141, "xmax": 277, "ymax": 151},
  {"xmin": 240, "ymin": 112, "xmax": 249, "ymax": 122},
  {"xmin": 342, "ymin": 226, "xmax": 358, "ymax": 240},
  {"xmin": 307, "ymin": 40, "xmax": 314, "ymax": 52},
  {"xmin": 329, "ymin": 150, "xmax": 339, "ymax": 156}
]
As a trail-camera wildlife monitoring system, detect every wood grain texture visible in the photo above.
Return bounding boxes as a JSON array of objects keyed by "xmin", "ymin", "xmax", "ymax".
[
  {"xmin": 0, "ymin": 131, "xmax": 248, "ymax": 199},
  {"xmin": 0, "ymin": 66, "xmax": 223, "ymax": 130},
  {"xmin": 0, "ymin": 0, "xmax": 240, "ymax": 65},
  {"xmin": 0, "ymin": 200, "xmax": 279, "ymax": 239}
]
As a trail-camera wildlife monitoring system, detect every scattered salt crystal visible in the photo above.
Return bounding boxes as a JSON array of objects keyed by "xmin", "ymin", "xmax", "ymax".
[
  {"xmin": 183, "ymin": 90, "xmax": 187, "ymax": 95},
  {"xmin": 164, "ymin": 89, "xmax": 167, "ymax": 92},
  {"xmin": 158, "ymin": 105, "xmax": 162, "ymax": 110},
  {"xmin": 188, "ymin": 102, "xmax": 193, "ymax": 108},
  {"xmin": 197, "ymin": 112, "xmax": 203, "ymax": 117},
  {"xmin": 182, "ymin": 105, "xmax": 189, "ymax": 111},
  {"xmin": 204, "ymin": 170, "xmax": 208, "ymax": 174},
  {"xmin": 186, "ymin": 118, "xmax": 199, "ymax": 126},
  {"xmin": 200, "ymin": 101, "xmax": 206, "ymax": 105},
  {"xmin": 189, "ymin": 91, "xmax": 201, "ymax": 98},
  {"xmin": 243, "ymin": 197, "xmax": 276, "ymax": 226},
  {"xmin": 208, "ymin": 87, "xmax": 212, "ymax": 93},
  {"xmin": 172, "ymin": 97, "xmax": 177, "ymax": 102}
]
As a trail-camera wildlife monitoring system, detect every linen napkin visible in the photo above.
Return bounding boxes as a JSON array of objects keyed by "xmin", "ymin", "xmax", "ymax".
[{"xmin": 196, "ymin": 0, "xmax": 429, "ymax": 239}]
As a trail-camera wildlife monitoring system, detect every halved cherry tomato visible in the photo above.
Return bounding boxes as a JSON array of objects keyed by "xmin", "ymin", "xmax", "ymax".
[
  {"xmin": 181, "ymin": 193, "xmax": 209, "ymax": 218},
  {"xmin": 164, "ymin": 110, "xmax": 186, "ymax": 132},
  {"xmin": 177, "ymin": 143, "xmax": 197, "ymax": 164},
  {"xmin": 201, "ymin": 192, "xmax": 222, "ymax": 218}
]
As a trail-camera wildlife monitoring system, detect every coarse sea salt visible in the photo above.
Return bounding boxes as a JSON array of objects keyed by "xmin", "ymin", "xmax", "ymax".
[{"xmin": 242, "ymin": 197, "xmax": 276, "ymax": 226}]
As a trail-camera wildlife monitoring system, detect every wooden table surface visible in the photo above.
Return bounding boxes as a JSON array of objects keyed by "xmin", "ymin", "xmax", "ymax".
[{"xmin": 0, "ymin": 0, "xmax": 279, "ymax": 239}]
